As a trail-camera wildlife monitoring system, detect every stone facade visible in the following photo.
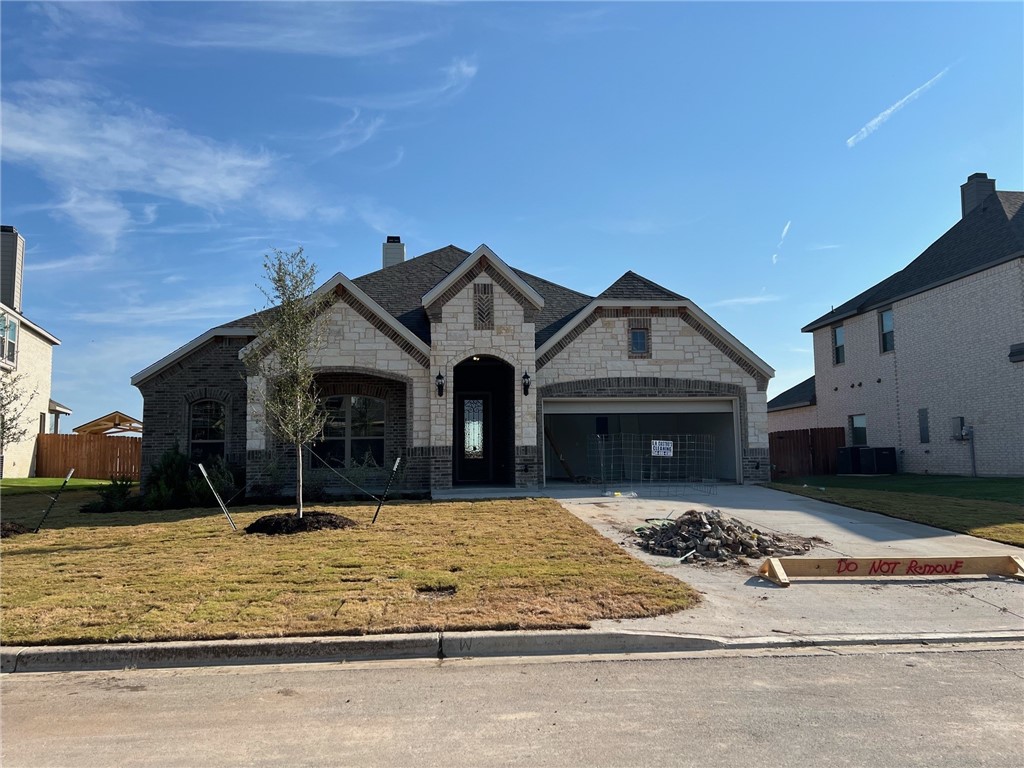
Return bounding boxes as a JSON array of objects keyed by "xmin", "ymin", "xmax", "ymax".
[
  {"xmin": 537, "ymin": 307, "xmax": 770, "ymax": 482},
  {"xmin": 134, "ymin": 246, "xmax": 775, "ymax": 493}
]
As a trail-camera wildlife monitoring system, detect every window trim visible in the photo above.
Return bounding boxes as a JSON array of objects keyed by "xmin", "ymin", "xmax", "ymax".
[
  {"xmin": 189, "ymin": 399, "xmax": 227, "ymax": 463},
  {"xmin": 627, "ymin": 319, "xmax": 652, "ymax": 359},
  {"xmin": 1, "ymin": 313, "xmax": 18, "ymax": 367},
  {"xmin": 312, "ymin": 394, "xmax": 386, "ymax": 469},
  {"xmin": 832, "ymin": 324, "xmax": 845, "ymax": 365},
  {"xmin": 850, "ymin": 413, "xmax": 867, "ymax": 446},
  {"xmin": 878, "ymin": 308, "xmax": 894, "ymax": 354}
]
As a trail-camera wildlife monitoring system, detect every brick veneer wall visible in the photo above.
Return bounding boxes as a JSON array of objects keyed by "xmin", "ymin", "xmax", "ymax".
[
  {"xmin": 137, "ymin": 336, "xmax": 251, "ymax": 487},
  {"xmin": 806, "ymin": 258, "xmax": 1023, "ymax": 476}
]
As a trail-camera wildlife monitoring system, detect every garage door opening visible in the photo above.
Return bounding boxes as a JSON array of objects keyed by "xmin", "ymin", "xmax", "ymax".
[{"xmin": 543, "ymin": 404, "xmax": 738, "ymax": 486}]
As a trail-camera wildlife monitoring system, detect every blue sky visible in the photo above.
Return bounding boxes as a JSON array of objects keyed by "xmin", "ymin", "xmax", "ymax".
[{"xmin": 2, "ymin": 1, "xmax": 1022, "ymax": 429}]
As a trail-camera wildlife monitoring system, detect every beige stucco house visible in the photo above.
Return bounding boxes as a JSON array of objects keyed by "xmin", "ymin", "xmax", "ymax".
[
  {"xmin": 133, "ymin": 240, "xmax": 774, "ymax": 494},
  {"xmin": 1, "ymin": 225, "xmax": 71, "ymax": 478},
  {"xmin": 769, "ymin": 173, "xmax": 1024, "ymax": 477}
]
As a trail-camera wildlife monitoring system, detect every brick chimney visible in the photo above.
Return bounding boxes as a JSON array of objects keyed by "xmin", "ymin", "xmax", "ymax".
[
  {"xmin": 960, "ymin": 173, "xmax": 996, "ymax": 218},
  {"xmin": 1, "ymin": 225, "xmax": 25, "ymax": 312},
  {"xmin": 382, "ymin": 235, "xmax": 405, "ymax": 269}
]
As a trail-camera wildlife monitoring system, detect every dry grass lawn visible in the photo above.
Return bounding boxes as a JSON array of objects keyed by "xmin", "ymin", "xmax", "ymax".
[
  {"xmin": 0, "ymin": 491, "xmax": 698, "ymax": 645},
  {"xmin": 771, "ymin": 485, "xmax": 1024, "ymax": 547}
]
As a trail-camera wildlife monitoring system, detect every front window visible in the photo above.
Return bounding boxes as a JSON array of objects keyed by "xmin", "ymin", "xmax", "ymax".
[
  {"xmin": 312, "ymin": 395, "xmax": 385, "ymax": 469},
  {"xmin": 190, "ymin": 400, "xmax": 226, "ymax": 463},
  {"xmin": 850, "ymin": 414, "xmax": 867, "ymax": 446},
  {"xmin": 879, "ymin": 309, "xmax": 894, "ymax": 353},
  {"xmin": 1, "ymin": 313, "xmax": 17, "ymax": 365},
  {"xmin": 832, "ymin": 325, "xmax": 845, "ymax": 365}
]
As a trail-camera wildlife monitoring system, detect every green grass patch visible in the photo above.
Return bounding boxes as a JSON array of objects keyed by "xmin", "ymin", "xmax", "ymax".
[
  {"xmin": 772, "ymin": 474, "xmax": 1023, "ymax": 504},
  {"xmin": 1, "ymin": 478, "xmax": 112, "ymax": 496},
  {"xmin": 0, "ymin": 494, "xmax": 698, "ymax": 646},
  {"xmin": 770, "ymin": 481, "xmax": 1024, "ymax": 547}
]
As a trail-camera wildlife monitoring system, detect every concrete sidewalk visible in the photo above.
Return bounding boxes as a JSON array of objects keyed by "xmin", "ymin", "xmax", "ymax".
[{"xmin": 2, "ymin": 485, "xmax": 1021, "ymax": 673}]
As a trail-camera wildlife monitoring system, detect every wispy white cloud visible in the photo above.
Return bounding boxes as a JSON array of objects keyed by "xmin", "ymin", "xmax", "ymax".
[
  {"xmin": 71, "ymin": 286, "xmax": 255, "ymax": 326},
  {"xmin": 771, "ymin": 220, "xmax": 791, "ymax": 266},
  {"xmin": 807, "ymin": 243, "xmax": 842, "ymax": 252},
  {"xmin": 160, "ymin": 5, "xmax": 437, "ymax": 58},
  {"xmin": 323, "ymin": 110, "xmax": 385, "ymax": 156},
  {"xmin": 846, "ymin": 67, "xmax": 950, "ymax": 148},
  {"xmin": 3, "ymin": 79, "xmax": 273, "ymax": 245},
  {"xmin": 377, "ymin": 147, "xmax": 406, "ymax": 172},
  {"xmin": 712, "ymin": 294, "xmax": 784, "ymax": 307},
  {"xmin": 777, "ymin": 220, "xmax": 791, "ymax": 248},
  {"xmin": 33, "ymin": 1, "xmax": 142, "ymax": 40},
  {"xmin": 24, "ymin": 252, "xmax": 111, "ymax": 273},
  {"xmin": 322, "ymin": 57, "xmax": 478, "ymax": 111}
]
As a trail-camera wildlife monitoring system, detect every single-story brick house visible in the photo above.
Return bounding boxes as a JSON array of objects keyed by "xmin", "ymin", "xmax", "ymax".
[{"xmin": 132, "ymin": 241, "xmax": 774, "ymax": 494}]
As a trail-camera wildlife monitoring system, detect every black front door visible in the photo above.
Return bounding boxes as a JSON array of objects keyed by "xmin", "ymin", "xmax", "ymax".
[{"xmin": 455, "ymin": 392, "xmax": 492, "ymax": 483}]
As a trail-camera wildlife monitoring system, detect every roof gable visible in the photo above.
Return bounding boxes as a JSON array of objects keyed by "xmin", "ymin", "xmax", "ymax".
[
  {"xmin": 421, "ymin": 244, "xmax": 545, "ymax": 312},
  {"xmin": 598, "ymin": 271, "xmax": 687, "ymax": 301}
]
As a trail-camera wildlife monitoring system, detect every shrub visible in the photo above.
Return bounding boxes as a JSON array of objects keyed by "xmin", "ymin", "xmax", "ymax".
[{"xmin": 141, "ymin": 447, "xmax": 239, "ymax": 510}]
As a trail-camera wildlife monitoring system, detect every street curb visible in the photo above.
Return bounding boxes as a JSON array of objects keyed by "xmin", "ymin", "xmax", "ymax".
[{"xmin": 3, "ymin": 629, "xmax": 1022, "ymax": 673}]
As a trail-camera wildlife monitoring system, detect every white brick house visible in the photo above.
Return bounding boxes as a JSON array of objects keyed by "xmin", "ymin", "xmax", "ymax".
[
  {"xmin": 769, "ymin": 174, "xmax": 1024, "ymax": 477},
  {"xmin": 133, "ymin": 241, "xmax": 774, "ymax": 494},
  {"xmin": 1, "ymin": 225, "xmax": 72, "ymax": 478}
]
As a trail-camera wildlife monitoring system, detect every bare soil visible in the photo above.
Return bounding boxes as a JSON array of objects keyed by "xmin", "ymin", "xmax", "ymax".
[{"xmin": 245, "ymin": 511, "xmax": 358, "ymax": 535}]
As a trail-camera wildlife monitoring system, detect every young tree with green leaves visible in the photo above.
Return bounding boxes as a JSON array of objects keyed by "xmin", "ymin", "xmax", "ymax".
[
  {"xmin": 0, "ymin": 369, "xmax": 37, "ymax": 478},
  {"xmin": 243, "ymin": 247, "xmax": 332, "ymax": 518}
]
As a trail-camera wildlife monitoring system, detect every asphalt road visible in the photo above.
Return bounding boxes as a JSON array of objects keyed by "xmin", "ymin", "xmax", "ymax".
[{"xmin": 3, "ymin": 648, "xmax": 1022, "ymax": 767}]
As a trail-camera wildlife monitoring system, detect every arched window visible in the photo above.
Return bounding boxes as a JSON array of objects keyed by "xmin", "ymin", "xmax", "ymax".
[
  {"xmin": 312, "ymin": 395, "xmax": 385, "ymax": 469},
  {"xmin": 190, "ymin": 400, "xmax": 226, "ymax": 463}
]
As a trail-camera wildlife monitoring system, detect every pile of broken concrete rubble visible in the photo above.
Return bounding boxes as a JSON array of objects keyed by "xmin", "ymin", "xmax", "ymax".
[{"xmin": 634, "ymin": 509, "xmax": 823, "ymax": 564}]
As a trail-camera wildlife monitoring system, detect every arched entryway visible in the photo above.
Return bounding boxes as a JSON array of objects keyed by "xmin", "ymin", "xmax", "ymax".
[{"xmin": 453, "ymin": 355, "xmax": 515, "ymax": 485}]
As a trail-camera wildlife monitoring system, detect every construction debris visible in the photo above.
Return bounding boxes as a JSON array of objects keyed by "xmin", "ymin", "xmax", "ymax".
[{"xmin": 634, "ymin": 509, "xmax": 827, "ymax": 565}]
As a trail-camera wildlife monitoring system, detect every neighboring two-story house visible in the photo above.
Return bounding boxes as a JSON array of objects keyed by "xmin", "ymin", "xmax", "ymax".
[
  {"xmin": 133, "ymin": 240, "xmax": 774, "ymax": 494},
  {"xmin": 768, "ymin": 173, "xmax": 1023, "ymax": 477},
  {"xmin": 1, "ymin": 225, "xmax": 72, "ymax": 478}
]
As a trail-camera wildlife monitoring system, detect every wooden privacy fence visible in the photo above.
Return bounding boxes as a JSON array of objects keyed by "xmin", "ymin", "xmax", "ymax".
[
  {"xmin": 36, "ymin": 433, "xmax": 142, "ymax": 481},
  {"xmin": 769, "ymin": 427, "xmax": 845, "ymax": 481}
]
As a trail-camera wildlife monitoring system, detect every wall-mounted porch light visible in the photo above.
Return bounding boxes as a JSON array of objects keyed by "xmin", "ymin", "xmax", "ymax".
[
  {"xmin": 522, "ymin": 370, "xmax": 532, "ymax": 396},
  {"xmin": 436, "ymin": 372, "xmax": 446, "ymax": 397}
]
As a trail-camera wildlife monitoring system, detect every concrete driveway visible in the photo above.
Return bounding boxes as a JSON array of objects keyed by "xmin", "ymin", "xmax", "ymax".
[{"xmin": 557, "ymin": 484, "xmax": 1024, "ymax": 640}]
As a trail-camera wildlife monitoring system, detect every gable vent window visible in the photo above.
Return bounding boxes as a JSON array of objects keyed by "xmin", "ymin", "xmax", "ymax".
[
  {"xmin": 879, "ymin": 309, "xmax": 894, "ymax": 353},
  {"xmin": 628, "ymin": 318, "xmax": 651, "ymax": 359},
  {"xmin": 832, "ymin": 325, "xmax": 845, "ymax": 365},
  {"xmin": 474, "ymin": 283, "xmax": 494, "ymax": 330}
]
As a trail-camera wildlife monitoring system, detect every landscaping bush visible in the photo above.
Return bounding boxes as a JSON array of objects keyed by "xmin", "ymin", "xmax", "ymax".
[
  {"xmin": 80, "ymin": 475, "xmax": 141, "ymax": 514},
  {"xmin": 138, "ymin": 446, "xmax": 239, "ymax": 511}
]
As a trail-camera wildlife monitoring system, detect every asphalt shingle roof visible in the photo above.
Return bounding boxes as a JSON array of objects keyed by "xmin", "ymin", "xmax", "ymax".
[
  {"xmin": 217, "ymin": 247, "xmax": 685, "ymax": 349},
  {"xmin": 767, "ymin": 375, "xmax": 816, "ymax": 412},
  {"xmin": 598, "ymin": 271, "xmax": 687, "ymax": 301},
  {"xmin": 804, "ymin": 190, "xmax": 1024, "ymax": 332},
  {"xmin": 350, "ymin": 245, "xmax": 596, "ymax": 347}
]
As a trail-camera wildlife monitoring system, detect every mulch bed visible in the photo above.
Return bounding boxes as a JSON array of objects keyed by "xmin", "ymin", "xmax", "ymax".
[
  {"xmin": 1, "ymin": 521, "xmax": 32, "ymax": 538},
  {"xmin": 244, "ymin": 511, "xmax": 358, "ymax": 535}
]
